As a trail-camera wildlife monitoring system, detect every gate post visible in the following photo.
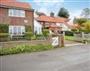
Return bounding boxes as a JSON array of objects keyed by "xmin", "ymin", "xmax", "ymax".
[
  {"xmin": 58, "ymin": 32, "xmax": 65, "ymax": 47},
  {"xmin": 49, "ymin": 32, "xmax": 65, "ymax": 47}
]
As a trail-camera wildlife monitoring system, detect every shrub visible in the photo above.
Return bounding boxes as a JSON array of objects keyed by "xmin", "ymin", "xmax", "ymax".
[
  {"xmin": 24, "ymin": 32, "xmax": 33, "ymax": 40},
  {"xmin": 0, "ymin": 24, "xmax": 9, "ymax": 33},
  {"xmin": 0, "ymin": 33, "xmax": 9, "ymax": 41},
  {"xmin": 31, "ymin": 35, "xmax": 36, "ymax": 40},
  {"xmin": 25, "ymin": 26, "xmax": 32, "ymax": 32},
  {"xmin": 0, "ymin": 44, "xmax": 53, "ymax": 56},
  {"xmin": 36, "ymin": 34, "xmax": 43, "ymax": 40},
  {"xmin": 43, "ymin": 29, "xmax": 49, "ymax": 37}
]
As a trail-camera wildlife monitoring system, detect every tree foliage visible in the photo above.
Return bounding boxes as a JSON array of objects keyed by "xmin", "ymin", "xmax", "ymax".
[
  {"xmin": 73, "ymin": 18, "xmax": 87, "ymax": 25},
  {"xmin": 81, "ymin": 8, "xmax": 90, "ymax": 18},
  {"xmin": 82, "ymin": 20, "xmax": 90, "ymax": 32},
  {"xmin": 58, "ymin": 7, "xmax": 69, "ymax": 18},
  {"xmin": 73, "ymin": 18, "xmax": 89, "ymax": 32}
]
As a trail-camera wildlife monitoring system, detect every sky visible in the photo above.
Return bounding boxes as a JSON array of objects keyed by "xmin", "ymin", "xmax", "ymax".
[{"xmin": 18, "ymin": 0, "xmax": 90, "ymax": 22}]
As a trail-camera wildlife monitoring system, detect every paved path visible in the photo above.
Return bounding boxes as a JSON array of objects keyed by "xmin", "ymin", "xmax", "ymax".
[
  {"xmin": 0, "ymin": 44, "xmax": 90, "ymax": 71},
  {"xmin": 65, "ymin": 40, "xmax": 83, "ymax": 46}
]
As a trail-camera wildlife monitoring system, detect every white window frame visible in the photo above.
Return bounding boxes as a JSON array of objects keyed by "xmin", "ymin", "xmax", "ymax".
[
  {"xmin": 9, "ymin": 26, "xmax": 25, "ymax": 36},
  {"xmin": 8, "ymin": 9, "xmax": 25, "ymax": 17}
]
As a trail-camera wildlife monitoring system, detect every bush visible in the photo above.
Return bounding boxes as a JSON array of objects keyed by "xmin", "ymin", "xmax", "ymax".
[
  {"xmin": 43, "ymin": 29, "xmax": 49, "ymax": 37},
  {"xmin": 0, "ymin": 24, "xmax": 9, "ymax": 41},
  {"xmin": 0, "ymin": 24, "xmax": 9, "ymax": 33},
  {"xmin": 31, "ymin": 35, "xmax": 36, "ymax": 40},
  {"xmin": 25, "ymin": 26, "xmax": 32, "ymax": 32},
  {"xmin": 24, "ymin": 32, "xmax": 33, "ymax": 40},
  {"xmin": 65, "ymin": 31, "xmax": 74, "ymax": 36},
  {"xmin": 36, "ymin": 34, "xmax": 43, "ymax": 40},
  {"xmin": 0, "ymin": 33, "xmax": 9, "ymax": 41},
  {"xmin": 0, "ymin": 44, "xmax": 53, "ymax": 56}
]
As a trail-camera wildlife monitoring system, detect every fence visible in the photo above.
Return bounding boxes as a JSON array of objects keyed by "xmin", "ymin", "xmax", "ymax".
[{"xmin": 74, "ymin": 32, "xmax": 90, "ymax": 42}]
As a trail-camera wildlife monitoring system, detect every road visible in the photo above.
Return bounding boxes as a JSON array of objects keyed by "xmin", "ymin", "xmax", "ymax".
[{"xmin": 0, "ymin": 44, "xmax": 90, "ymax": 71}]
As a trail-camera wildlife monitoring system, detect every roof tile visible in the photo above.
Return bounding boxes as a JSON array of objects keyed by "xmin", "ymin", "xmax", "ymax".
[{"xmin": 36, "ymin": 15, "xmax": 68, "ymax": 23}]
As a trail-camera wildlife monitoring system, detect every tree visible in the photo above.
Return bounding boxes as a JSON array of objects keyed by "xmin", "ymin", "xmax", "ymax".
[
  {"xmin": 35, "ymin": 11, "xmax": 46, "ymax": 16},
  {"xmin": 81, "ymin": 8, "xmax": 90, "ymax": 18},
  {"xmin": 82, "ymin": 20, "xmax": 90, "ymax": 33},
  {"xmin": 58, "ymin": 7, "xmax": 69, "ymax": 18},
  {"xmin": 73, "ymin": 18, "xmax": 87, "ymax": 32},
  {"xmin": 75, "ymin": 18, "xmax": 87, "ymax": 26}
]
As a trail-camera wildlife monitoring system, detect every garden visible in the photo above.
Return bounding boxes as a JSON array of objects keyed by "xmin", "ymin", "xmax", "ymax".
[
  {"xmin": 0, "ymin": 24, "xmax": 52, "ymax": 56},
  {"xmin": 0, "ymin": 24, "xmax": 50, "ymax": 41}
]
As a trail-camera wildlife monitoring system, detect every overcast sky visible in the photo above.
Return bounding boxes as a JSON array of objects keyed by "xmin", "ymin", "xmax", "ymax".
[{"xmin": 18, "ymin": 0, "xmax": 90, "ymax": 22}]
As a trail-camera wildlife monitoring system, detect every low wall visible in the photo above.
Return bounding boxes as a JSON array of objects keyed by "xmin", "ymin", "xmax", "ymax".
[{"xmin": 0, "ymin": 40, "xmax": 50, "ymax": 48}]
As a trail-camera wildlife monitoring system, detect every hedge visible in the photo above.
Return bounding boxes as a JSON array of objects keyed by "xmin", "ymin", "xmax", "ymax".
[
  {"xmin": 0, "ymin": 33, "xmax": 9, "ymax": 41},
  {"xmin": 43, "ymin": 29, "xmax": 49, "ymax": 37},
  {"xmin": 0, "ymin": 24, "xmax": 9, "ymax": 33}
]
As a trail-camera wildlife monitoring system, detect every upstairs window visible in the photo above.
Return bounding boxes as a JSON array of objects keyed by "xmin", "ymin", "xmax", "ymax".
[{"xmin": 8, "ymin": 9, "xmax": 25, "ymax": 17}]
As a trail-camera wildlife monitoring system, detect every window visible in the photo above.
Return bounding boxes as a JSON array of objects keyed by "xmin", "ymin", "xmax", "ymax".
[
  {"xmin": 9, "ymin": 26, "xmax": 25, "ymax": 36},
  {"xmin": 8, "ymin": 9, "xmax": 25, "ymax": 17}
]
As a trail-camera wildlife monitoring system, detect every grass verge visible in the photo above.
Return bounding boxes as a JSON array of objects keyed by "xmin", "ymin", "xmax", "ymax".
[
  {"xmin": 0, "ymin": 44, "xmax": 53, "ymax": 56},
  {"xmin": 65, "ymin": 36, "xmax": 75, "ymax": 41}
]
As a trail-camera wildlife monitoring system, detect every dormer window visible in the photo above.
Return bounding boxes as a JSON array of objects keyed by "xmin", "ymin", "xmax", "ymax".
[{"xmin": 8, "ymin": 9, "xmax": 25, "ymax": 17}]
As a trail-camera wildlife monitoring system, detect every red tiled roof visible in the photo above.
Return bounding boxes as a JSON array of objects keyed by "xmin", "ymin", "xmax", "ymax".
[
  {"xmin": 36, "ymin": 15, "xmax": 68, "ymax": 23},
  {"xmin": 0, "ymin": 0, "xmax": 31, "ymax": 9}
]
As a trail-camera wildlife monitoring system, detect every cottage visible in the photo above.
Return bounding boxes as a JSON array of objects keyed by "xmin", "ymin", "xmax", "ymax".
[
  {"xmin": 36, "ymin": 12, "xmax": 70, "ymax": 34},
  {"xmin": 0, "ymin": 0, "xmax": 34, "ymax": 37}
]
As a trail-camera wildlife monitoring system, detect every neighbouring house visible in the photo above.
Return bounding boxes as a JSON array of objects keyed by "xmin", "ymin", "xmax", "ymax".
[
  {"xmin": 35, "ymin": 12, "xmax": 70, "ymax": 34},
  {"xmin": 0, "ymin": 0, "xmax": 34, "ymax": 37},
  {"xmin": 34, "ymin": 19, "xmax": 42, "ymax": 34}
]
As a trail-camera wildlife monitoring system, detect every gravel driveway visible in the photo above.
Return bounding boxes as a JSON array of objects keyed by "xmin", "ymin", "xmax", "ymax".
[{"xmin": 0, "ymin": 44, "xmax": 90, "ymax": 71}]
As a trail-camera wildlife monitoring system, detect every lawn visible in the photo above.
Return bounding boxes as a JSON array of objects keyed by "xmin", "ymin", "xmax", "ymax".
[
  {"xmin": 65, "ymin": 35, "xmax": 90, "ymax": 43},
  {"xmin": 65, "ymin": 36, "xmax": 75, "ymax": 41}
]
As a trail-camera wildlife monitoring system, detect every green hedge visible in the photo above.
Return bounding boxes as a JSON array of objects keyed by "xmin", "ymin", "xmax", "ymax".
[
  {"xmin": 0, "ymin": 44, "xmax": 53, "ymax": 56},
  {"xmin": 0, "ymin": 33, "xmax": 9, "ymax": 41},
  {"xmin": 0, "ymin": 24, "xmax": 9, "ymax": 33}
]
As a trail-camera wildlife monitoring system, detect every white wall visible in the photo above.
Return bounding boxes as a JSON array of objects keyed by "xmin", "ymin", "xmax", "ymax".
[{"xmin": 34, "ymin": 20, "xmax": 42, "ymax": 34}]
